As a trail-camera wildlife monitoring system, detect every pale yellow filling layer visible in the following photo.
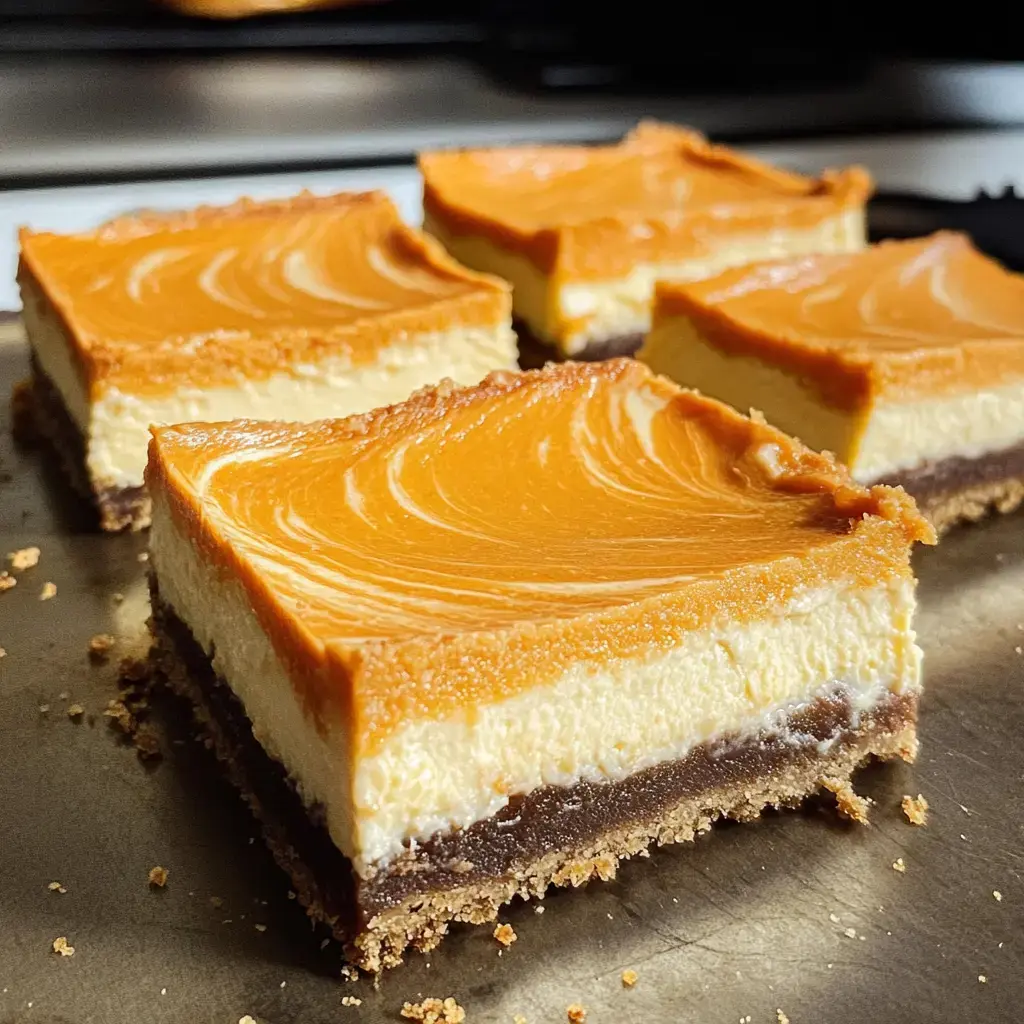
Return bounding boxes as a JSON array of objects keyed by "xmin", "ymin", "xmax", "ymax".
[
  {"xmin": 640, "ymin": 314, "xmax": 1024, "ymax": 482},
  {"xmin": 150, "ymin": 484, "xmax": 920, "ymax": 875},
  {"xmin": 424, "ymin": 210, "xmax": 865, "ymax": 354}
]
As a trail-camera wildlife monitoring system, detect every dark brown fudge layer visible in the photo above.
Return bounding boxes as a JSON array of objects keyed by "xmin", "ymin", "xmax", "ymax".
[
  {"xmin": 513, "ymin": 318, "xmax": 644, "ymax": 369},
  {"xmin": 149, "ymin": 583, "xmax": 917, "ymax": 971},
  {"xmin": 15, "ymin": 357, "xmax": 150, "ymax": 531}
]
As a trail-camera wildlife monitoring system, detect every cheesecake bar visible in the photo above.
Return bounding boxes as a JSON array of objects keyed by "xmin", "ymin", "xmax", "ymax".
[
  {"xmin": 419, "ymin": 122, "xmax": 871, "ymax": 361},
  {"xmin": 17, "ymin": 191, "xmax": 515, "ymax": 531},
  {"xmin": 147, "ymin": 359, "xmax": 932, "ymax": 970},
  {"xmin": 639, "ymin": 232, "xmax": 1024, "ymax": 533}
]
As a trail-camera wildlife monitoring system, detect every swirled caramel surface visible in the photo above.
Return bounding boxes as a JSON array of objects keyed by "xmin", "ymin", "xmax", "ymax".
[
  {"xmin": 656, "ymin": 232, "xmax": 1024, "ymax": 407},
  {"xmin": 19, "ymin": 191, "xmax": 509, "ymax": 398},
  {"xmin": 148, "ymin": 360, "xmax": 930, "ymax": 742},
  {"xmin": 420, "ymin": 122, "xmax": 872, "ymax": 279}
]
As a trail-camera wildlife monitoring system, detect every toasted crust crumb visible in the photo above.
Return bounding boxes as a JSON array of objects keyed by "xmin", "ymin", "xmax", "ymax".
[
  {"xmin": 47, "ymin": 881, "xmax": 66, "ymax": 894},
  {"xmin": 994, "ymin": 891, "xmax": 1003, "ymax": 901},
  {"xmin": 567, "ymin": 1005, "xmax": 587, "ymax": 1023},
  {"xmin": 400, "ymin": 997, "xmax": 466, "ymax": 1023},
  {"xmin": 892, "ymin": 858, "xmax": 906, "ymax": 873},
  {"xmin": 66, "ymin": 703, "xmax": 85, "ymax": 719},
  {"xmin": 341, "ymin": 995, "xmax": 363, "ymax": 1007},
  {"xmin": 777, "ymin": 1011, "xmax": 790, "ymax": 1024},
  {"xmin": 0, "ymin": 572, "xmax": 16, "ymax": 592},
  {"xmin": 88, "ymin": 634, "xmax": 116, "ymax": 662},
  {"xmin": 979, "ymin": 975, "xmax": 988, "ymax": 984},
  {"xmin": 493, "ymin": 922, "xmax": 517, "ymax": 947},
  {"xmin": 52, "ymin": 936, "xmax": 75, "ymax": 957},
  {"xmin": 902, "ymin": 793, "xmax": 929, "ymax": 826},
  {"xmin": 822, "ymin": 776, "xmax": 870, "ymax": 823},
  {"xmin": 148, "ymin": 866, "xmax": 169, "ymax": 888},
  {"xmin": 40, "ymin": 582, "xmax": 57, "ymax": 600},
  {"xmin": 8, "ymin": 546, "xmax": 40, "ymax": 570},
  {"xmin": 621, "ymin": 969, "xmax": 638, "ymax": 987}
]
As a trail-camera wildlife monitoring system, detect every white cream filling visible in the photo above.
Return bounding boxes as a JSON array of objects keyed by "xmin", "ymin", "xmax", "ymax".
[
  {"xmin": 150, "ymin": 488, "xmax": 920, "ymax": 875},
  {"xmin": 425, "ymin": 210, "xmax": 865, "ymax": 353},
  {"xmin": 23, "ymin": 283, "xmax": 517, "ymax": 490},
  {"xmin": 640, "ymin": 314, "xmax": 1024, "ymax": 482}
]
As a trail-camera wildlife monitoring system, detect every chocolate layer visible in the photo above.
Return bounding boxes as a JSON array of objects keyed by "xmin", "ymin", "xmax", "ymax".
[
  {"xmin": 874, "ymin": 440, "xmax": 1024, "ymax": 505},
  {"xmin": 17, "ymin": 357, "xmax": 149, "ymax": 531},
  {"xmin": 150, "ymin": 582, "xmax": 917, "ymax": 937},
  {"xmin": 514, "ymin": 318, "xmax": 644, "ymax": 368}
]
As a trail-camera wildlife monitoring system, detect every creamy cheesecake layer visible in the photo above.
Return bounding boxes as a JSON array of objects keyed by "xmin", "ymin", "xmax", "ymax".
[
  {"xmin": 640, "ymin": 314, "xmax": 1024, "ymax": 482},
  {"xmin": 425, "ymin": 211, "xmax": 864, "ymax": 353},
  {"xmin": 151, "ymin": 486, "xmax": 920, "ymax": 872},
  {"xmin": 24, "ymin": 276, "xmax": 516, "ymax": 490}
]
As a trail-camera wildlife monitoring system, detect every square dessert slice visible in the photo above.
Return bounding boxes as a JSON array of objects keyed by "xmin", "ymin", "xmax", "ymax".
[
  {"xmin": 17, "ymin": 191, "xmax": 515, "ymax": 531},
  {"xmin": 639, "ymin": 232, "xmax": 1024, "ymax": 533},
  {"xmin": 146, "ymin": 359, "xmax": 933, "ymax": 972},
  {"xmin": 419, "ymin": 122, "xmax": 871, "ymax": 361}
]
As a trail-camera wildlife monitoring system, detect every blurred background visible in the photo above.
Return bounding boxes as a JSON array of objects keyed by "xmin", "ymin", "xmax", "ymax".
[{"xmin": 4, "ymin": 0, "xmax": 1024, "ymax": 304}]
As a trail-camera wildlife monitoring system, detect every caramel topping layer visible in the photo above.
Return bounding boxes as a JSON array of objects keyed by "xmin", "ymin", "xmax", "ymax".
[
  {"xmin": 420, "ymin": 122, "xmax": 872, "ymax": 279},
  {"xmin": 148, "ymin": 361, "xmax": 930, "ymax": 744},
  {"xmin": 19, "ymin": 191, "xmax": 509, "ymax": 398},
  {"xmin": 656, "ymin": 232, "xmax": 1024, "ymax": 406}
]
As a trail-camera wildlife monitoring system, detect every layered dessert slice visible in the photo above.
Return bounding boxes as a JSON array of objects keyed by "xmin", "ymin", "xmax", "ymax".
[
  {"xmin": 638, "ymin": 232, "xmax": 1024, "ymax": 533},
  {"xmin": 419, "ymin": 122, "xmax": 871, "ymax": 361},
  {"xmin": 146, "ymin": 359, "xmax": 933, "ymax": 972},
  {"xmin": 17, "ymin": 191, "xmax": 515, "ymax": 531}
]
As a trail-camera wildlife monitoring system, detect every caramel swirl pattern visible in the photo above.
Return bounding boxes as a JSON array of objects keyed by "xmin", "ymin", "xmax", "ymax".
[{"xmin": 151, "ymin": 360, "xmax": 914, "ymax": 644}]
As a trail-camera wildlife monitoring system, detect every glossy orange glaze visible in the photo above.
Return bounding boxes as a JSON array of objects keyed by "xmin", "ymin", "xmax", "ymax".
[
  {"xmin": 147, "ymin": 360, "xmax": 931, "ymax": 749},
  {"xmin": 18, "ymin": 191, "xmax": 509, "ymax": 399},
  {"xmin": 654, "ymin": 232, "xmax": 1024, "ymax": 407},
  {"xmin": 420, "ymin": 122, "xmax": 872, "ymax": 279}
]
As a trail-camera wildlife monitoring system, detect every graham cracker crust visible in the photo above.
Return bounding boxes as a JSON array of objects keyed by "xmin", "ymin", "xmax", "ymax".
[
  {"xmin": 149, "ymin": 586, "xmax": 918, "ymax": 973},
  {"xmin": 13, "ymin": 358, "xmax": 151, "ymax": 532},
  {"xmin": 875, "ymin": 441, "xmax": 1024, "ymax": 534},
  {"xmin": 513, "ymin": 318, "xmax": 644, "ymax": 369}
]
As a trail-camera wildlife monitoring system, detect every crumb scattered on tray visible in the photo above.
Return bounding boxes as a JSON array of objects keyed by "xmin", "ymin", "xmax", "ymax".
[
  {"xmin": 66, "ymin": 703, "xmax": 84, "ymax": 719},
  {"xmin": 822, "ymin": 776, "xmax": 870, "ymax": 823},
  {"xmin": 340, "ymin": 965, "xmax": 358, "ymax": 982},
  {"xmin": 238, "ymin": 1017, "xmax": 258, "ymax": 1024},
  {"xmin": 87, "ymin": 634, "xmax": 116, "ymax": 662},
  {"xmin": 254, "ymin": 924, "xmax": 266, "ymax": 933},
  {"xmin": 843, "ymin": 927, "xmax": 858, "ymax": 940},
  {"xmin": 47, "ymin": 881, "xmax": 66, "ymax": 894},
  {"xmin": 994, "ymin": 891, "xmax": 1003, "ymax": 902},
  {"xmin": 902, "ymin": 793, "xmax": 929, "ymax": 826},
  {"xmin": 341, "ymin": 995, "xmax": 363, "ymax": 1007},
  {"xmin": 137, "ymin": 551, "xmax": 149, "ymax": 563},
  {"xmin": 892, "ymin": 858, "xmax": 906, "ymax": 873},
  {"xmin": 400, "ymin": 997, "xmax": 466, "ymax": 1023},
  {"xmin": 148, "ymin": 866, "xmax": 168, "ymax": 888},
  {"xmin": 210, "ymin": 896, "xmax": 224, "ymax": 909},
  {"xmin": 777, "ymin": 1011, "xmax": 790, "ymax": 1024},
  {"xmin": 112, "ymin": 592, "xmax": 125, "ymax": 604},
  {"xmin": 51, "ymin": 936, "xmax": 74, "ymax": 957},
  {"xmin": 9, "ymin": 546, "xmax": 40, "ymax": 571},
  {"xmin": 0, "ymin": 572, "xmax": 16, "ymax": 592},
  {"xmin": 621, "ymin": 969, "xmax": 638, "ymax": 988},
  {"xmin": 493, "ymin": 922, "xmax": 517, "ymax": 947},
  {"xmin": 39, "ymin": 704, "xmax": 49, "ymax": 713},
  {"xmin": 534, "ymin": 904, "xmax": 544, "ymax": 914},
  {"xmin": 0, "ymin": 647, "xmax": 6, "ymax": 658},
  {"xmin": 133, "ymin": 725, "xmax": 162, "ymax": 761},
  {"xmin": 567, "ymin": 1005, "xmax": 586, "ymax": 1023},
  {"xmin": 979, "ymin": 975, "xmax": 988, "ymax": 984},
  {"xmin": 39, "ymin": 582, "xmax": 57, "ymax": 601}
]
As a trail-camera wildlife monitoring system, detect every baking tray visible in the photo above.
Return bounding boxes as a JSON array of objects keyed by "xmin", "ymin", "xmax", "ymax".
[{"xmin": 1, "ymin": 329, "xmax": 1023, "ymax": 1024}]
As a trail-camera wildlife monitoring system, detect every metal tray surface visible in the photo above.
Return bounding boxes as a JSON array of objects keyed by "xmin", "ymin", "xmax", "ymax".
[{"xmin": 0, "ymin": 340, "xmax": 1022, "ymax": 1024}]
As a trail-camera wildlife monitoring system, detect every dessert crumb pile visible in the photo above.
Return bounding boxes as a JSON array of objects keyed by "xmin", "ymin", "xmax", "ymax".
[
  {"xmin": 822, "ymin": 777, "xmax": 870, "ymax": 823},
  {"xmin": 148, "ymin": 866, "xmax": 169, "ymax": 888},
  {"xmin": 621, "ymin": 969, "xmax": 638, "ymax": 988},
  {"xmin": 892, "ymin": 858, "xmax": 906, "ymax": 873},
  {"xmin": 567, "ymin": 1004, "xmax": 586, "ymax": 1023},
  {"xmin": 51, "ymin": 936, "xmax": 75, "ymax": 958},
  {"xmin": 8, "ymin": 546, "xmax": 40, "ymax": 571},
  {"xmin": 400, "ymin": 996, "xmax": 466, "ymax": 1023},
  {"xmin": 39, "ymin": 582, "xmax": 57, "ymax": 601},
  {"xmin": 902, "ymin": 794, "xmax": 929, "ymax": 826},
  {"xmin": 492, "ymin": 922, "xmax": 517, "ymax": 948},
  {"xmin": 88, "ymin": 634, "xmax": 116, "ymax": 662},
  {"xmin": 47, "ymin": 881, "xmax": 67, "ymax": 894}
]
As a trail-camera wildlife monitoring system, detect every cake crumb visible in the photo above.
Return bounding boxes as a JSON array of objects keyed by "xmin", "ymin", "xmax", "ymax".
[
  {"xmin": 893, "ymin": 858, "xmax": 906, "ymax": 873},
  {"xmin": 822, "ymin": 776, "xmax": 870, "ymax": 823},
  {"xmin": 340, "ymin": 965, "xmax": 358, "ymax": 981},
  {"xmin": 844, "ymin": 927, "xmax": 858, "ymax": 939},
  {"xmin": 777, "ymin": 1011, "xmax": 790, "ymax": 1024},
  {"xmin": 400, "ymin": 997, "xmax": 466, "ymax": 1023},
  {"xmin": 103, "ymin": 699, "xmax": 133, "ymax": 733},
  {"xmin": 239, "ymin": 1017, "xmax": 258, "ymax": 1024},
  {"xmin": 47, "ymin": 881, "xmax": 66, "ymax": 894},
  {"xmin": 0, "ymin": 647, "xmax": 6, "ymax": 658},
  {"xmin": 148, "ymin": 866, "xmax": 168, "ymax": 888},
  {"xmin": 254, "ymin": 924, "xmax": 267, "ymax": 933},
  {"xmin": 9, "ymin": 546, "xmax": 40, "ymax": 570},
  {"xmin": 137, "ymin": 551, "xmax": 149, "ymax": 563},
  {"xmin": 341, "ymin": 995, "xmax": 362, "ymax": 1006},
  {"xmin": 493, "ymin": 922, "xmax": 517, "ymax": 947},
  {"xmin": 979, "ymin": 975, "xmax": 988, "ymax": 984},
  {"xmin": 39, "ymin": 582, "xmax": 57, "ymax": 600},
  {"xmin": 829, "ymin": 913, "xmax": 841, "ymax": 924},
  {"xmin": 567, "ymin": 1005, "xmax": 586, "ymax": 1023},
  {"xmin": 534, "ymin": 904, "xmax": 545, "ymax": 914},
  {"xmin": 66, "ymin": 703, "xmax": 84, "ymax": 719},
  {"xmin": 39, "ymin": 704, "xmax": 49, "ymax": 713},
  {"xmin": 621, "ymin": 969, "xmax": 638, "ymax": 988},
  {"xmin": 993, "ymin": 891, "xmax": 1003, "ymax": 902},
  {"xmin": 0, "ymin": 571, "xmax": 16, "ymax": 591},
  {"xmin": 87, "ymin": 634, "xmax": 116, "ymax": 662},
  {"xmin": 52, "ymin": 936, "xmax": 74, "ymax": 957},
  {"xmin": 112, "ymin": 592, "xmax": 125, "ymax": 604},
  {"xmin": 902, "ymin": 793, "xmax": 929, "ymax": 826}
]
